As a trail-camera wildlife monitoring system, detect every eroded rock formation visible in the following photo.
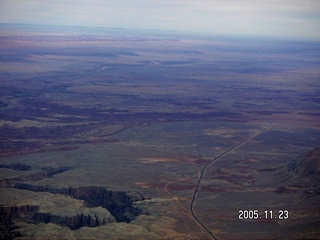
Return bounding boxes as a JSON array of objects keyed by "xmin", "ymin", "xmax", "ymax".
[
  {"xmin": 13, "ymin": 184, "xmax": 144, "ymax": 223},
  {"xmin": 0, "ymin": 185, "xmax": 145, "ymax": 240},
  {"xmin": 0, "ymin": 167, "xmax": 72, "ymax": 188},
  {"xmin": 32, "ymin": 206, "xmax": 116, "ymax": 230},
  {"xmin": 287, "ymin": 147, "xmax": 320, "ymax": 184},
  {"xmin": 0, "ymin": 205, "xmax": 39, "ymax": 240}
]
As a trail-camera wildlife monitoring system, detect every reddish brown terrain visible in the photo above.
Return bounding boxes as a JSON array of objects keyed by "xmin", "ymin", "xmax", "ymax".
[{"xmin": 0, "ymin": 24, "xmax": 320, "ymax": 239}]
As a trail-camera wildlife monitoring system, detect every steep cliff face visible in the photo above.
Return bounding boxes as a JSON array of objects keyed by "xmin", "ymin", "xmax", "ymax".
[
  {"xmin": 0, "ymin": 205, "xmax": 39, "ymax": 240},
  {"xmin": 0, "ymin": 205, "xmax": 39, "ymax": 224},
  {"xmin": 67, "ymin": 186, "xmax": 144, "ymax": 222},
  {"xmin": 1, "ymin": 166, "xmax": 146, "ymax": 238},
  {"xmin": 1, "ymin": 185, "xmax": 145, "ymax": 239},
  {"xmin": 0, "ymin": 167, "xmax": 72, "ymax": 188},
  {"xmin": 32, "ymin": 206, "xmax": 116, "ymax": 230},
  {"xmin": 14, "ymin": 184, "xmax": 145, "ymax": 223}
]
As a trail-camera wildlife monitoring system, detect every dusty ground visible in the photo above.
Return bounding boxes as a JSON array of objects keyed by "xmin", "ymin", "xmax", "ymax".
[{"xmin": 0, "ymin": 24, "xmax": 320, "ymax": 239}]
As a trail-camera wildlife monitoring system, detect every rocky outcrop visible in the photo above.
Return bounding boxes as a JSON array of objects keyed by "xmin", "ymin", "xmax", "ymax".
[
  {"xmin": 0, "ymin": 184, "xmax": 145, "ymax": 232},
  {"xmin": 287, "ymin": 147, "xmax": 320, "ymax": 185},
  {"xmin": 67, "ymin": 186, "xmax": 144, "ymax": 222},
  {"xmin": 0, "ymin": 205, "xmax": 39, "ymax": 240},
  {"xmin": 0, "ymin": 172, "xmax": 47, "ymax": 188},
  {"xmin": 32, "ymin": 206, "xmax": 116, "ymax": 230},
  {"xmin": 275, "ymin": 147, "xmax": 320, "ymax": 195},
  {"xmin": 0, "ymin": 205, "xmax": 39, "ymax": 224},
  {"xmin": 1, "ymin": 168, "xmax": 145, "ymax": 234},
  {"xmin": 0, "ymin": 204, "xmax": 116, "ymax": 237},
  {"xmin": 14, "ymin": 184, "xmax": 145, "ymax": 223},
  {"xmin": 0, "ymin": 167, "xmax": 72, "ymax": 188}
]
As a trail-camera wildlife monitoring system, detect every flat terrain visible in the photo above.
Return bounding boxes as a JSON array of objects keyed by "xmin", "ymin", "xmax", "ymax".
[{"xmin": 0, "ymin": 24, "xmax": 320, "ymax": 239}]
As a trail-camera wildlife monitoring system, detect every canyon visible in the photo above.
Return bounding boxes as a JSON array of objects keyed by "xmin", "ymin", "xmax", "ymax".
[{"xmin": 1, "ymin": 24, "xmax": 319, "ymax": 239}]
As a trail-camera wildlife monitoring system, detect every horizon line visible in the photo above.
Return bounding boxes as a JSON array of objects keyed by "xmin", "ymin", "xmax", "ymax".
[{"xmin": 1, "ymin": 22, "xmax": 319, "ymax": 42}]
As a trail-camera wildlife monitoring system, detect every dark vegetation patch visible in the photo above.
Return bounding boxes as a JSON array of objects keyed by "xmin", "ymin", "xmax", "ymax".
[{"xmin": 0, "ymin": 163, "xmax": 31, "ymax": 171}]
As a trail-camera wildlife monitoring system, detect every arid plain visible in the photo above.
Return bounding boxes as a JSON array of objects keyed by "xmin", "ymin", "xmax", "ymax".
[{"xmin": 0, "ymin": 24, "xmax": 320, "ymax": 239}]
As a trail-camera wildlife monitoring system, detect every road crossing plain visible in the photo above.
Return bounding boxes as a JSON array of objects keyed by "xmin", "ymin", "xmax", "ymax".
[{"xmin": 0, "ymin": 24, "xmax": 320, "ymax": 239}]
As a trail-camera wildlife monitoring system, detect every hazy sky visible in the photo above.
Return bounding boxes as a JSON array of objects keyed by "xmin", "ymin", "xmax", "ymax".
[{"xmin": 1, "ymin": 0, "xmax": 320, "ymax": 39}]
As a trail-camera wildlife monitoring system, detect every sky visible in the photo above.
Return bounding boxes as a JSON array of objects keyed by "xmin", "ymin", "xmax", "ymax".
[{"xmin": 0, "ymin": 0, "xmax": 320, "ymax": 39}]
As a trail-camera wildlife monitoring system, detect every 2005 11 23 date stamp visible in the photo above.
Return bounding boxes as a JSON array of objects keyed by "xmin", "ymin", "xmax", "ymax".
[{"xmin": 238, "ymin": 210, "xmax": 289, "ymax": 220}]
